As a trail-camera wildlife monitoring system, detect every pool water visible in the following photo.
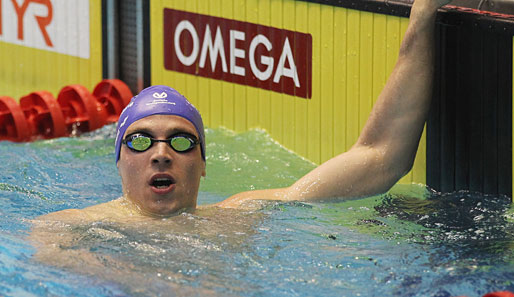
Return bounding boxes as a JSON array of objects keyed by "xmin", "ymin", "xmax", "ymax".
[{"xmin": 1, "ymin": 124, "xmax": 514, "ymax": 297}]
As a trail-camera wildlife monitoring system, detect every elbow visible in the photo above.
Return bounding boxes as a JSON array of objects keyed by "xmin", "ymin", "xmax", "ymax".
[
  {"xmin": 381, "ymin": 173, "xmax": 402, "ymax": 194},
  {"xmin": 372, "ymin": 171, "xmax": 403, "ymax": 196},
  {"xmin": 381, "ymin": 156, "xmax": 415, "ymax": 191},
  {"xmin": 398, "ymin": 157, "xmax": 415, "ymax": 180},
  {"xmin": 385, "ymin": 145, "xmax": 417, "ymax": 181}
]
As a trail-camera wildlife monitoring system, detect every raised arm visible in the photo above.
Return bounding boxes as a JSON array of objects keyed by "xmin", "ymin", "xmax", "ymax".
[{"xmin": 217, "ymin": 0, "xmax": 451, "ymax": 208}]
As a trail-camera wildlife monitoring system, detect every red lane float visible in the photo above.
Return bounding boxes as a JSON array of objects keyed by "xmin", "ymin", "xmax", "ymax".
[
  {"xmin": 20, "ymin": 91, "xmax": 67, "ymax": 139},
  {"xmin": 93, "ymin": 79, "xmax": 133, "ymax": 123},
  {"xmin": 483, "ymin": 292, "xmax": 514, "ymax": 297},
  {"xmin": 458, "ymin": 291, "xmax": 514, "ymax": 297},
  {"xmin": 58, "ymin": 85, "xmax": 107, "ymax": 134},
  {"xmin": 0, "ymin": 96, "xmax": 30, "ymax": 141},
  {"xmin": 0, "ymin": 79, "xmax": 133, "ymax": 142}
]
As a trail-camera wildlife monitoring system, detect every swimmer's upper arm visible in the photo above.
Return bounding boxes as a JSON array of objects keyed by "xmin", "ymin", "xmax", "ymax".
[
  {"xmin": 284, "ymin": 143, "xmax": 403, "ymax": 201},
  {"xmin": 214, "ymin": 188, "xmax": 290, "ymax": 209},
  {"xmin": 215, "ymin": 147, "xmax": 390, "ymax": 208},
  {"xmin": 30, "ymin": 209, "xmax": 90, "ymax": 250},
  {"xmin": 29, "ymin": 210, "xmax": 84, "ymax": 264},
  {"xmin": 29, "ymin": 210, "xmax": 136, "ymax": 280},
  {"xmin": 217, "ymin": 143, "xmax": 402, "ymax": 208}
]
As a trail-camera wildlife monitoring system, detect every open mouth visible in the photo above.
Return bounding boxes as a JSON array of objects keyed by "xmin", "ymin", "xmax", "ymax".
[
  {"xmin": 151, "ymin": 178, "xmax": 173, "ymax": 189},
  {"xmin": 149, "ymin": 174, "xmax": 176, "ymax": 194}
]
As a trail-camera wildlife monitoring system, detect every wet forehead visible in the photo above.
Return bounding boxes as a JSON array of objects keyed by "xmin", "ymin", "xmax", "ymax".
[{"xmin": 124, "ymin": 115, "xmax": 198, "ymax": 138}]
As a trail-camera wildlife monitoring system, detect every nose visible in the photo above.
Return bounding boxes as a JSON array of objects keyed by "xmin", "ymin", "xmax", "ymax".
[{"xmin": 150, "ymin": 141, "xmax": 173, "ymax": 166}]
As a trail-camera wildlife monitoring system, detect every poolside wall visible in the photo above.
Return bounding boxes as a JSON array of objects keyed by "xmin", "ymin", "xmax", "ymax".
[
  {"xmin": 428, "ymin": 9, "xmax": 513, "ymax": 196},
  {"xmin": 0, "ymin": 0, "xmax": 103, "ymax": 99}
]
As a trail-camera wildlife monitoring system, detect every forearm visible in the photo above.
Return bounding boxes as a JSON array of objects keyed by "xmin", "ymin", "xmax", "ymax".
[{"xmin": 357, "ymin": 0, "xmax": 441, "ymax": 176}]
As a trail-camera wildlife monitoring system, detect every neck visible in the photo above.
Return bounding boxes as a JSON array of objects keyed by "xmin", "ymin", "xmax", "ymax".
[{"xmin": 117, "ymin": 195, "xmax": 196, "ymax": 218}]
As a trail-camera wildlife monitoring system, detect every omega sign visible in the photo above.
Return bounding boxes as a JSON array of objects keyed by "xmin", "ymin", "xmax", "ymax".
[{"xmin": 164, "ymin": 9, "xmax": 312, "ymax": 98}]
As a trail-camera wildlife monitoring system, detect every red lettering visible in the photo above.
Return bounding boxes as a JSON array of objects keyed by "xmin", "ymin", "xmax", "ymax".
[
  {"xmin": 33, "ymin": 0, "xmax": 53, "ymax": 46},
  {"xmin": 11, "ymin": 0, "xmax": 30, "ymax": 41},
  {"xmin": 11, "ymin": 0, "xmax": 53, "ymax": 47}
]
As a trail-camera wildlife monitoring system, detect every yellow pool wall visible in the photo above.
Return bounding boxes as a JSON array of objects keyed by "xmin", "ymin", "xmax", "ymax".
[{"xmin": 151, "ymin": 0, "xmax": 426, "ymax": 184}]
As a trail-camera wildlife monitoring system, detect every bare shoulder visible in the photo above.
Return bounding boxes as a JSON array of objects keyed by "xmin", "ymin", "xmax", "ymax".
[
  {"xmin": 34, "ymin": 199, "xmax": 128, "ymax": 224},
  {"xmin": 35, "ymin": 208, "xmax": 92, "ymax": 224}
]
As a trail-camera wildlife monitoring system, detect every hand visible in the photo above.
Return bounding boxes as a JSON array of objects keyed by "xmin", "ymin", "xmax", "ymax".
[{"xmin": 412, "ymin": 0, "xmax": 452, "ymax": 15}]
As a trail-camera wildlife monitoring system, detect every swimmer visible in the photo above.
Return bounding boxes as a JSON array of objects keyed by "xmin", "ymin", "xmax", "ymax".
[
  {"xmin": 28, "ymin": 0, "xmax": 453, "ymax": 294},
  {"xmin": 34, "ymin": 0, "xmax": 453, "ymax": 222}
]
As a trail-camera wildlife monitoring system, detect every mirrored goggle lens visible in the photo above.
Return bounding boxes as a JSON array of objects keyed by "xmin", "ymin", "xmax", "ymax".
[
  {"xmin": 128, "ymin": 136, "xmax": 152, "ymax": 151},
  {"xmin": 170, "ymin": 136, "xmax": 195, "ymax": 152},
  {"xmin": 125, "ymin": 134, "xmax": 197, "ymax": 152}
]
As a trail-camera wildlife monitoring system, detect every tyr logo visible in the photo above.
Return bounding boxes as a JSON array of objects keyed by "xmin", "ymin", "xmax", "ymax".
[{"xmin": 1, "ymin": 0, "xmax": 54, "ymax": 47}]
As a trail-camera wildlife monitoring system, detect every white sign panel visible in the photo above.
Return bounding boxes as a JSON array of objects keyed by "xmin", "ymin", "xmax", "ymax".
[{"xmin": 0, "ymin": 0, "xmax": 90, "ymax": 59}]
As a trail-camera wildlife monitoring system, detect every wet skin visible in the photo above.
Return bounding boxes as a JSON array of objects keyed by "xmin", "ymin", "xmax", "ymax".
[{"xmin": 117, "ymin": 115, "xmax": 206, "ymax": 216}]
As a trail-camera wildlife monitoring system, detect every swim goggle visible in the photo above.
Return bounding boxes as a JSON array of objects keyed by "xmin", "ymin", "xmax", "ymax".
[{"xmin": 122, "ymin": 132, "xmax": 200, "ymax": 153}]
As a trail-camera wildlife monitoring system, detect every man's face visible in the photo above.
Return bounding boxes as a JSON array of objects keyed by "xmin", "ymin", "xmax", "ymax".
[{"xmin": 117, "ymin": 114, "xmax": 206, "ymax": 216}]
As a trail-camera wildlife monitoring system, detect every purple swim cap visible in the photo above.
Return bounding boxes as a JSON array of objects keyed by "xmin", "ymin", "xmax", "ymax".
[{"xmin": 114, "ymin": 85, "xmax": 205, "ymax": 162}]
